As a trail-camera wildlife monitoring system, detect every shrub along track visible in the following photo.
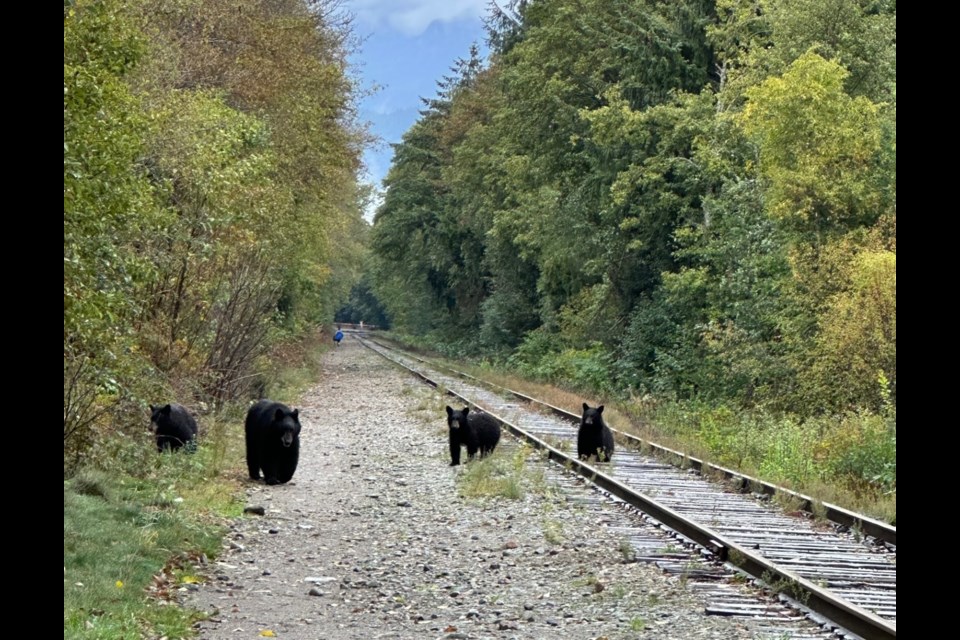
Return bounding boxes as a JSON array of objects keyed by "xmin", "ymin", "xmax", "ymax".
[{"xmin": 359, "ymin": 335, "xmax": 896, "ymax": 640}]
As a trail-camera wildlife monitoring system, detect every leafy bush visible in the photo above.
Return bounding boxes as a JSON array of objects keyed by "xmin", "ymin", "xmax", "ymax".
[
  {"xmin": 754, "ymin": 418, "xmax": 820, "ymax": 488},
  {"xmin": 816, "ymin": 411, "xmax": 896, "ymax": 494},
  {"xmin": 507, "ymin": 328, "xmax": 565, "ymax": 377},
  {"xmin": 458, "ymin": 446, "xmax": 529, "ymax": 500},
  {"xmin": 652, "ymin": 400, "xmax": 896, "ymax": 498},
  {"xmin": 507, "ymin": 331, "xmax": 616, "ymax": 397}
]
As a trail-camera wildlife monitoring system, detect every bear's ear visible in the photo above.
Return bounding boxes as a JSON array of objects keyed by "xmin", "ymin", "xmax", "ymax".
[
  {"xmin": 292, "ymin": 409, "xmax": 299, "ymax": 419},
  {"xmin": 462, "ymin": 407, "xmax": 470, "ymax": 417},
  {"xmin": 597, "ymin": 405, "xmax": 604, "ymax": 414},
  {"xmin": 161, "ymin": 404, "xmax": 172, "ymax": 415},
  {"xmin": 446, "ymin": 406, "xmax": 454, "ymax": 416},
  {"xmin": 275, "ymin": 408, "xmax": 286, "ymax": 422},
  {"xmin": 582, "ymin": 402, "xmax": 589, "ymax": 412},
  {"xmin": 149, "ymin": 404, "xmax": 157, "ymax": 412}
]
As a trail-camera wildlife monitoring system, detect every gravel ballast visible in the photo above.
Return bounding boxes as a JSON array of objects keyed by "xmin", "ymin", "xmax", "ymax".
[{"xmin": 187, "ymin": 339, "xmax": 811, "ymax": 639}]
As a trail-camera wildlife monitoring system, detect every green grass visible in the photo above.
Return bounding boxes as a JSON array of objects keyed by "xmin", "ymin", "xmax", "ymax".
[
  {"xmin": 458, "ymin": 453, "xmax": 524, "ymax": 500},
  {"xmin": 457, "ymin": 445, "xmax": 536, "ymax": 500},
  {"xmin": 618, "ymin": 537, "xmax": 636, "ymax": 562},
  {"xmin": 542, "ymin": 518, "xmax": 564, "ymax": 545},
  {"xmin": 572, "ymin": 574, "xmax": 601, "ymax": 589},
  {"xmin": 64, "ymin": 437, "xmax": 243, "ymax": 639}
]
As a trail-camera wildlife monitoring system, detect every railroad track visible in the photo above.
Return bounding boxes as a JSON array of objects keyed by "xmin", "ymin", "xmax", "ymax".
[{"xmin": 358, "ymin": 336, "xmax": 897, "ymax": 640}]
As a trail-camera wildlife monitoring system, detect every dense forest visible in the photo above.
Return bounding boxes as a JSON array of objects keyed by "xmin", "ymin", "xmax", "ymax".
[
  {"xmin": 65, "ymin": 0, "xmax": 895, "ymax": 499},
  {"xmin": 367, "ymin": 0, "xmax": 896, "ymax": 500},
  {"xmin": 64, "ymin": 0, "xmax": 369, "ymax": 468}
]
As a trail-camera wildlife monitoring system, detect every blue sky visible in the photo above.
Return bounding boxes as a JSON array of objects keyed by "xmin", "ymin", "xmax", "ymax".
[{"xmin": 344, "ymin": 1, "xmax": 491, "ymax": 219}]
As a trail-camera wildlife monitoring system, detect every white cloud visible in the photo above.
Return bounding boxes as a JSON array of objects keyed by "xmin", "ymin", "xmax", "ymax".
[
  {"xmin": 369, "ymin": 99, "xmax": 397, "ymax": 116},
  {"xmin": 348, "ymin": 0, "xmax": 488, "ymax": 36}
]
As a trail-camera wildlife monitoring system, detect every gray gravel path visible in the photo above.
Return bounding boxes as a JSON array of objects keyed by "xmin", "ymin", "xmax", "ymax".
[{"xmin": 187, "ymin": 338, "xmax": 790, "ymax": 639}]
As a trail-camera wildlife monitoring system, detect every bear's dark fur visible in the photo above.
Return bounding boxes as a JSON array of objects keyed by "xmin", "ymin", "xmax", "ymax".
[
  {"xmin": 446, "ymin": 405, "xmax": 501, "ymax": 466},
  {"xmin": 577, "ymin": 403, "xmax": 614, "ymax": 462},
  {"xmin": 150, "ymin": 403, "xmax": 198, "ymax": 453},
  {"xmin": 245, "ymin": 400, "xmax": 302, "ymax": 485}
]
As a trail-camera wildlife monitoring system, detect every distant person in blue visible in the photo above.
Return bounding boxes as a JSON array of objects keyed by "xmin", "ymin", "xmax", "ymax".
[{"xmin": 334, "ymin": 327, "xmax": 344, "ymax": 346}]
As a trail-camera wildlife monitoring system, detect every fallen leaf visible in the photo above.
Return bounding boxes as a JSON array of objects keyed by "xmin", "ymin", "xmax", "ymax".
[
  {"xmin": 444, "ymin": 626, "xmax": 457, "ymax": 632},
  {"xmin": 259, "ymin": 631, "xmax": 276, "ymax": 637},
  {"xmin": 115, "ymin": 580, "xmax": 124, "ymax": 588},
  {"xmin": 180, "ymin": 576, "xmax": 200, "ymax": 584}
]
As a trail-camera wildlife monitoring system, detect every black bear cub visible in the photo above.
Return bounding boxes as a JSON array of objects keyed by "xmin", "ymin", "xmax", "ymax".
[
  {"xmin": 446, "ymin": 405, "xmax": 501, "ymax": 466},
  {"xmin": 577, "ymin": 403, "xmax": 614, "ymax": 462},
  {"xmin": 245, "ymin": 400, "xmax": 302, "ymax": 485},
  {"xmin": 150, "ymin": 403, "xmax": 198, "ymax": 453}
]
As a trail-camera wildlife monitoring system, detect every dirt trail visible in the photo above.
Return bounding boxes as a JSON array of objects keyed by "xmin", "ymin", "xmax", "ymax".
[{"xmin": 188, "ymin": 338, "xmax": 761, "ymax": 639}]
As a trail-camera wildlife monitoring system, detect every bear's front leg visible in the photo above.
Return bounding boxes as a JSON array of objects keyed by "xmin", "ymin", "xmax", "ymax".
[
  {"xmin": 246, "ymin": 449, "xmax": 261, "ymax": 481},
  {"xmin": 261, "ymin": 457, "xmax": 279, "ymax": 485},
  {"xmin": 449, "ymin": 436, "xmax": 461, "ymax": 466}
]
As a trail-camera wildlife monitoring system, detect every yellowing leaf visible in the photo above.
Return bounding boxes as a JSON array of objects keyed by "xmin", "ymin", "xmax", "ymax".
[
  {"xmin": 260, "ymin": 631, "xmax": 276, "ymax": 637},
  {"xmin": 181, "ymin": 576, "xmax": 200, "ymax": 584}
]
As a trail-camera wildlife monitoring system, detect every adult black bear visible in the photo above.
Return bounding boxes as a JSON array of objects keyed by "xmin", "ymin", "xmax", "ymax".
[
  {"xmin": 245, "ymin": 400, "xmax": 302, "ymax": 485},
  {"xmin": 577, "ymin": 403, "xmax": 614, "ymax": 462},
  {"xmin": 150, "ymin": 403, "xmax": 198, "ymax": 453},
  {"xmin": 446, "ymin": 405, "xmax": 501, "ymax": 466}
]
